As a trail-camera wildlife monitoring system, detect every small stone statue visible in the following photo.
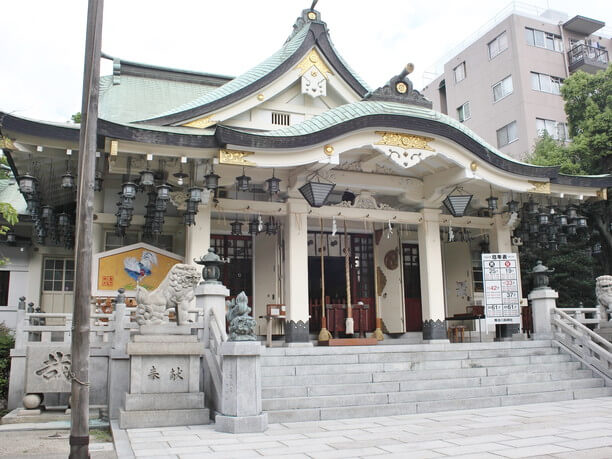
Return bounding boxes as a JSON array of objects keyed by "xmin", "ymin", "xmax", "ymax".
[
  {"xmin": 226, "ymin": 291, "xmax": 257, "ymax": 341},
  {"xmin": 136, "ymin": 263, "xmax": 200, "ymax": 325},
  {"xmin": 596, "ymin": 275, "xmax": 612, "ymax": 322}
]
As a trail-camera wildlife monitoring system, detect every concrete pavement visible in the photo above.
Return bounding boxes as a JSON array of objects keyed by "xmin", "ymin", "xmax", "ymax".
[{"xmin": 114, "ymin": 396, "xmax": 612, "ymax": 458}]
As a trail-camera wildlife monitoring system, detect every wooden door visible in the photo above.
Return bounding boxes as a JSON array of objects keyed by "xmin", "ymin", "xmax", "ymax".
[{"xmin": 402, "ymin": 244, "xmax": 422, "ymax": 331}]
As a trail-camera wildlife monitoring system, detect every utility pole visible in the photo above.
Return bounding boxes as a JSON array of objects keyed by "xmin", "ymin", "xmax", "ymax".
[{"xmin": 70, "ymin": 1, "xmax": 103, "ymax": 457}]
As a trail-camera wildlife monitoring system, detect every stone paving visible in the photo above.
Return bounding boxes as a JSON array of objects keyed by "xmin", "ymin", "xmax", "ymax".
[{"xmin": 118, "ymin": 396, "xmax": 612, "ymax": 458}]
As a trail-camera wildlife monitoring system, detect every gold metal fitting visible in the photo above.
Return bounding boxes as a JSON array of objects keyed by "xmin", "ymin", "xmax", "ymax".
[{"xmin": 323, "ymin": 145, "xmax": 334, "ymax": 156}]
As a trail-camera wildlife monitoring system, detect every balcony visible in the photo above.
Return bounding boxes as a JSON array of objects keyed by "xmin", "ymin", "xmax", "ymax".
[{"xmin": 568, "ymin": 44, "xmax": 609, "ymax": 74}]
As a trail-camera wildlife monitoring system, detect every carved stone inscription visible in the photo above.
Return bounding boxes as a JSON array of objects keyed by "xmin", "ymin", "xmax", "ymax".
[
  {"xmin": 26, "ymin": 346, "xmax": 72, "ymax": 393},
  {"xmin": 141, "ymin": 356, "xmax": 189, "ymax": 393}
]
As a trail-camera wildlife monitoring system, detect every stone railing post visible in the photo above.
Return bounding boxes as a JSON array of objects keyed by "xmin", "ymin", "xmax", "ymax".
[{"xmin": 215, "ymin": 341, "xmax": 267, "ymax": 433}]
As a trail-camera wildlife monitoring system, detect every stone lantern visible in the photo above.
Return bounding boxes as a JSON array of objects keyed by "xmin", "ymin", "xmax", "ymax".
[
  {"xmin": 194, "ymin": 248, "xmax": 228, "ymax": 284},
  {"xmin": 530, "ymin": 260, "xmax": 554, "ymax": 289}
]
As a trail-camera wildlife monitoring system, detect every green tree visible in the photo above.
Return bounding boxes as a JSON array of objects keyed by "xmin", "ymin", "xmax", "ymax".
[
  {"xmin": 0, "ymin": 155, "xmax": 19, "ymax": 266},
  {"xmin": 525, "ymin": 66, "xmax": 612, "ymax": 285},
  {"xmin": 71, "ymin": 112, "xmax": 82, "ymax": 124}
]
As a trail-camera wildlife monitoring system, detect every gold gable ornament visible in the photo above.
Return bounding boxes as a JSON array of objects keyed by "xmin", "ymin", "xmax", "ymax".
[
  {"xmin": 182, "ymin": 115, "xmax": 217, "ymax": 129},
  {"xmin": 375, "ymin": 132, "xmax": 435, "ymax": 151},
  {"xmin": 528, "ymin": 181, "xmax": 551, "ymax": 194},
  {"xmin": 219, "ymin": 149, "xmax": 256, "ymax": 166}
]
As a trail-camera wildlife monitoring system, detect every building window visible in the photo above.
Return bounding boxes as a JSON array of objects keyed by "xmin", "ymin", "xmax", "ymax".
[
  {"xmin": 525, "ymin": 27, "xmax": 563, "ymax": 52},
  {"xmin": 453, "ymin": 62, "xmax": 466, "ymax": 83},
  {"xmin": 536, "ymin": 118, "xmax": 568, "ymax": 141},
  {"xmin": 271, "ymin": 112, "xmax": 290, "ymax": 126},
  {"xmin": 496, "ymin": 121, "xmax": 518, "ymax": 147},
  {"xmin": 488, "ymin": 32, "xmax": 508, "ymax": 59},
  {"xmin": 531, "ymin": 72, "xmax": 562, "ymax": 95},
  {"xmin": 43, "ymin": 258, "xmax": 75, "ymax": 292},
  {"xmin": 457, "ymin": 102, "xmax": 471, "ymax": 122},
  {"xmin": 492, "ymin": 75, "xmax": 513, "ymax": 102}
]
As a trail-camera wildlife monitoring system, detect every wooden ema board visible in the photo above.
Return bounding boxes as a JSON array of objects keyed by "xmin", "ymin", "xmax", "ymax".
[{"xmin": 318, "ymin": 338, "xmax": 378, "ymax": 346}]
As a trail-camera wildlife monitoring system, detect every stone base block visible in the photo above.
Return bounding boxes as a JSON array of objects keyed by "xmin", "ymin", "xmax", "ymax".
[
  {"xmin": 215, "ymin": 412, "xmax": 268, "ymax": 433},
  {"xmin": 16, "ymin": 408, "xmax": 41, "ymax": 416},
  {"xmin": 139, "ymin": 324, "xmax": 193, "ymax": 335},
  {"xmin": 133, "ymin": 334, "xmax": 198, "ymax": 343},
  {"xmin": 125, "ymin": 392, "xmax": 205, "ymax": 411},
  {"xmin": 422, "ymin": 339, "xmax": 450, "ymax": 344},
  {"xmin": 285, "ymin": 342, "xmax": 314, "ymax": 348},
  {"xmin": 119, "ymin": 408, "xmax": 210, "ymax": 429}
]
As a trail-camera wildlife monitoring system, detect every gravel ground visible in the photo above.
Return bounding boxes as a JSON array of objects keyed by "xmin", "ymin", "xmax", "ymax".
[{"xmin": 0, "ymin": 429, "xmax": 116, "ymax": 458}]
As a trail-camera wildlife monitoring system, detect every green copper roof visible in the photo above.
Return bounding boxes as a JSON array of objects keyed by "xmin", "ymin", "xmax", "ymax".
[
  {"xmin": 99, "ymin": 75, "xmax": 219, "ymax": 123},
  {"xmin": 149, "ymin": 25, "xmax": 312, "ymax": 122}
]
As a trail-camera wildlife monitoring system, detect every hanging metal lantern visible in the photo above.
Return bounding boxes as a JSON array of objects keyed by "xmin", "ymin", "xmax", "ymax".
[
  {"xmin": 299, "ymin": 180, "xmax": 335, "ymax": 208},
  {"xmin": 140, "ymin": 169, "xmax": 155, "ymax": 187},
  {"xmin": 529, "ymin": 222, "xmax": 539, "ymax": 234},
  {"xmin": 173, "ymin": 170, "xmax": 188, "ymax": 186},
  {"xmin": 266, "ymin": 170, "xmax": 281, "ymax": 195},
  {"xmin": 184, "ymin": 186, "xmax": 202, "ymax": 203},
  {"xmin": 57, "ymin": 212, "xmax": 70, "ymax": 228},
  {"xmin": 576, "ymin": 215, "xmax": 588, "ymax": 228},
  {"xmin": 205, "ymin": 169, "xmax": 220, "ymax": 190},
  {"xmin": 121, "ymin": 181, "xmax": 138, "ymax": 199},
  {"xmin": 558, "ymin": 233, "xmax": 568, "ymax": 245},
  {"xmin": 521, "ymin": 231, "xmax": 530, "ymax": 243},
  {"xmin": 230, "ymin": 219, "xmax": 243, "ymax": 236},
  {"xmin": 506, "ymin": 200, "xmax": 519, "ymax": 213},
  {"xmin": 156, "ymin": 183, "xmax": 171, "ymax": 200},
  {"xmin": 567, "ymin": 222, "xmax": 577, "ymax": 235},
  {"xmin": 248, "ymin": 218, "xmax": 260, "ymax": 235},
  {"xmin": 235, "ymin": 172, "xmax": 251, "ymax": 192},
  {"xmin": 566, "ymin": 205, "xmax": 578, "ymax": 219},
  {"xmin": 18, "ymin": 175, "xmax": 38, "ymax": 195},
  {"xmin": 554, "ymin": 214, "xmax": 568, "ymax": 227},
  {"xmin": 93, "ymin": 170, "xmax": 104, "ymax": 192},
  {"xmin": 537, "ymin": 211, "xmax": 549, "ymax": 226},
  {"xmin": 184, "ymin": 212, "xmax": 196, "ymax": 226},
  {"xmin": 527, "ymin": 198, "xmax": 539, "ymax": 215},
  {"xmin": 186, "ymin": 200, "xmax": 198, "ymax": 214},
  {"xmin": 61, "ymin": 171, "xmax": 75, "ymax": 189},
  {"xmin": 265, "ymin": 218, "xmax": 278, "ymax": 235},
  {"xmin": 41, "ymin": 205, "xmax": 54, "ymax": 219},
  {"xmin": 486, "ymin": 195, "xmax": 498, "ymax": 212},
  {"xmin": 442, "ymin": 190, "xmax": 473, "ymax": 217}
]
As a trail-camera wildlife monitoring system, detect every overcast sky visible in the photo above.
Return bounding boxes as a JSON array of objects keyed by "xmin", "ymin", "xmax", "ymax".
[{"xmin": 1, "ymin": 0, "xmax": 610, "ymax": 123}]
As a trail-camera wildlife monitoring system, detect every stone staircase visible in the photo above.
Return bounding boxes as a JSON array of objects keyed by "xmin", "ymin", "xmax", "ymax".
[{"xmin": 261, "ymin": 340, "xmax": 612, "ymax": 423}]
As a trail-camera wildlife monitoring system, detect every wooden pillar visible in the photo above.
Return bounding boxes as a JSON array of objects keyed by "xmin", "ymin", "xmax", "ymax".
[
  {"xmin": 185, "ymin": 203, "xmax": 211, "ymax": 264},
  {"xmin": 70, "ymin": 0, "xmax": 103, "ymax": 457},
  {"xmin": 284, "ymin": 199, "xmax": 310, "ymax": 344},
  {"xmin": 418, "ymin": 208, "xmax": 447, "ymax": 341},
  {"xmin": 489, "ymin": 214, "xmax": 513, "ymax": 253}
]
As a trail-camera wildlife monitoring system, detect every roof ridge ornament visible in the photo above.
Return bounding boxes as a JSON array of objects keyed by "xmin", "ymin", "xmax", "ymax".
[
  {"xmin": 364, "ymin": 64, "xmax": 433, "ymax": 108},
  {"xmin": 285, "ymin": 4, "xmax": 323, "ymax": 44}
]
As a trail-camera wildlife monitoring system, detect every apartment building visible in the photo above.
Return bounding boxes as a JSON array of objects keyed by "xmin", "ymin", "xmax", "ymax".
[{"xmin": 422, "ymin": 8, "xmax": 610, "ymax": 160}]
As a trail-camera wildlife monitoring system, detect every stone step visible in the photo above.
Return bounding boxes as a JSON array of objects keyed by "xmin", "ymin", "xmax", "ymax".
[
  {"xmin": 261, "ymin": 353, "xmax": 571, "ymax": 377},
  {"xmin": 262, "ymin": 369, "xmax": 596, "ymax": 398},
  {"xmin": 262, "ymin": 377, "xmax": 604, "ymax": 410},
  {"xmin": 261, "ymin": 362, "xmax": 584, "ymax": 387},
  {"xmin": 262, "ymin": 340, "xmax": 554, "ymax": 356},
  {"xmin": 265, "ymin": 386, "xmax": 612, "ymax": 424},
  {"xmin": 119, "ymin": 407, "xmax": 210, "ymax": 429},
  {"xmin": 261, "ymin": 346, "xmax": 560, "ymax": 366}
]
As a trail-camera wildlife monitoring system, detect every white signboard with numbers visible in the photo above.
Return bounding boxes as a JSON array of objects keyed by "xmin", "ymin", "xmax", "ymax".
[{"xmin": 482, "ymin": 253, "xmax": 521, "ymax": 326}]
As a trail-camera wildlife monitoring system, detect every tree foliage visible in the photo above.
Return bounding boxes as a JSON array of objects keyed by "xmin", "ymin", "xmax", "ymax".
[
  {"xmin": 71, "ymin": 112, "xmax": 82, "ymax": 124},
  {"xmin": 0, "ymin": 155, "xmax": 19, "ymax": 266},
  {"xmin": 524, "ymin": 66, "xmax": 612, "ymax": 297}
]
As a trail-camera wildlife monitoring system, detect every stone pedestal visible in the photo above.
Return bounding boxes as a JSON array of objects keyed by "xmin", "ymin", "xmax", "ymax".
[
  {"xmin": 215, "ymin": 341, "xmax": 267, "ymax": 433},
  {"xmin": 119, "ymin": 333, "xmax": 209, "ymax": 428},
  {"xmin": 528, "ymin": 288, "xmax": 558, "ymax": 340}
]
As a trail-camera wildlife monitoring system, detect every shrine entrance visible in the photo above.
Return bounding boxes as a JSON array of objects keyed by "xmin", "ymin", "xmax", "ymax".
[
  {"xmin": 402, "ymin": 243, "xmax": 423, "ymax": 332},
  {"xmin": 307, "ymin": 232, "xmax": 375, "ymax": 336}
]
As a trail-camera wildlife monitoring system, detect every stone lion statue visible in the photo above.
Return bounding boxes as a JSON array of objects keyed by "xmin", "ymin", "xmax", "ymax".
[
  {"xmin": 135, "ymin": 263, "xmax": 201, "ymax": 325},
  {"xmin": 596, "ymin": 275, "xmax": 612, "ymax": 322}
]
